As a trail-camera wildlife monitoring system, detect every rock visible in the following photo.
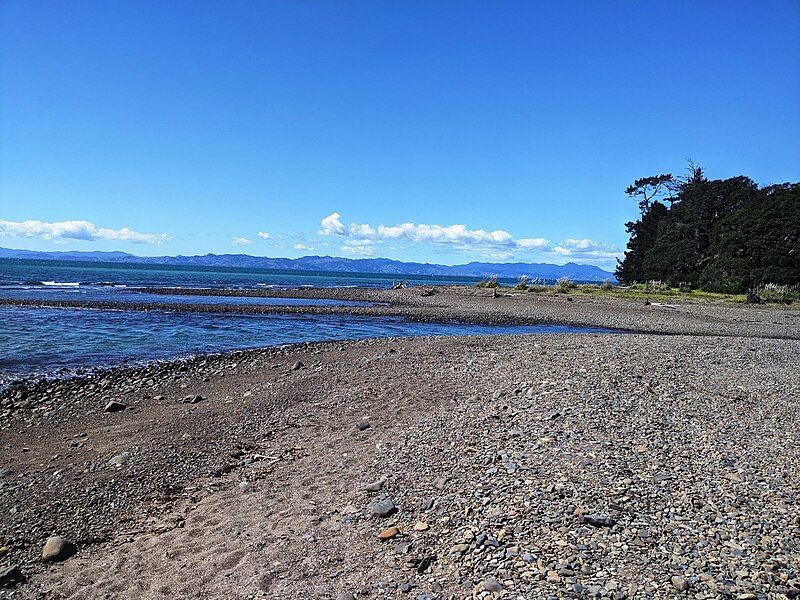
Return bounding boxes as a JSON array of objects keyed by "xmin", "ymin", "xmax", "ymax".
[
  {"xmin": 395, "ymin": 540, "xmax": 412, "ymax": 554},
  {"xmin": 399, "ymin": 582, "xmax": 413, "ymax": 592},
  {"xmin": 181, "ymin": 395, "xmax": 204, "ymax": 404},
  {"xmin": 356, "ymin": 421, "xmax": 371, "ymax": 431},
  {"xmin": 41, "ymin": 536, "xmax": 77, "ymax": 562},
  {"xmin": 413, "ymin": 521, "xmax": 429, "ymax": 531},
  {"xmin": 432, "ymin": 476, "xmax": 450, "ymax": 490},
  {"xmin": 335, "ymin": 593, "xmax": 356, "ymax": 600},
  {"xmin": 0, "ymin": 564, "xmax": 24, "ymax": 588},
  {"xmin": 291, "ymin": 361, "xmax": 303, "ymax": 371},
  {"xmin": 584, "ymin": 514, "xmax": 616, "ymax": 527},
  {"xmin": 420, "ymin": 497, "xmax": 435, "ymax": 511},
  {"xmin": 107, "ymin": 452, "xmax": 130, "ymax": 467},
  {"xmin": 371, "ymin": 499, "xmax": 397, "ymax": 517},
  {"xmin": 364, "ymin": 477, "xmax": 387, "ymax": 492},
  {"xmin": 377, "ymin": 526, "xmax": 400, "ymax": 540},
  {"xmin": 0, "ymin": 467, "xmax": 12, "ymax": 478},
  {"xmin": 546, "ymin": 570, "xmax": 560, "ymax": 583},
  {"xmin": 103, "ymin": 400, "xmax": 126, "ymax": 413},
  {"xmin": 671, "ymin": 576, "xmax": 691, "ymax": 592},
  {"xmin": 484, "ymin": 577, "xmax": 503, "ymax": 592}
]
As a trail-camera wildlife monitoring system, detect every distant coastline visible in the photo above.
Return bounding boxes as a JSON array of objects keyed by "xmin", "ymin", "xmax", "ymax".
[{"xmin": 0, "ymin": 247, "xmax": 615, "ymax": 282}]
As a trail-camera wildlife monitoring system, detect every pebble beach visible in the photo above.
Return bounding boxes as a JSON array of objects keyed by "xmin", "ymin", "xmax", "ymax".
[{"xmin": 1, "ymin": 288, "xmax": 799, "ymax": 599}]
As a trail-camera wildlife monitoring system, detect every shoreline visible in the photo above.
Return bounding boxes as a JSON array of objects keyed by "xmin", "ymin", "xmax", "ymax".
[{"xmin": 2, "ymin": 289, "xmax": 799, "ymax": 598}]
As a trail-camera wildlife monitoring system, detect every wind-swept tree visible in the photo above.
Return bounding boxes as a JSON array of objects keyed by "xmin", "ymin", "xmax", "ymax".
[{"xmin": 625, "ymin": 174, "xmax": 675, "ymax": 214}]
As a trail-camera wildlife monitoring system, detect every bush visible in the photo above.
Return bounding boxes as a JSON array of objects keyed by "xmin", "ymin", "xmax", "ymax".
[
  {"xmin": 601, "ymin": 279, "xmax": 613, "ymax": 290},
  {"xmin": 554, "ymin": 276, "xmax": 576, "ymax": 293},
  {"xmin": 644, "ymin": 280, "xmax": 672, "ymax": 294},
  {"xmin": 514, "ymin": 275, "xmax": 528, "ymax": 290},
  {"xmin": 476, "ymin": 275, "xmax": 499, "ymax": 289},
  {"xmin": 747, "ymin": 283, "xmax": 799, "ymax": 305}
]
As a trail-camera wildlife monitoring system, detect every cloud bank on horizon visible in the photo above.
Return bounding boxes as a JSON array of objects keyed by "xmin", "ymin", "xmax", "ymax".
[
  {"xmin": 0, "ymin": 219, "xmax": 170, "ymax": 244},
  {"xmin": 316, "ymin": 212, "xmax": 621, "ymax": 265},
  {"xmin": 0, "ymin": 214, "xmax": 622, "ymax": 267}
]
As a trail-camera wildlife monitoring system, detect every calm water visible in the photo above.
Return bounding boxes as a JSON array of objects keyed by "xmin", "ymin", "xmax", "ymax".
[
  {"xmin": 0, "ymin": 259, "xmax": 611, "ymax": 381},
  {"xmin": 0, "ymin": 306, "xmax": 611, "ymax": 381}
]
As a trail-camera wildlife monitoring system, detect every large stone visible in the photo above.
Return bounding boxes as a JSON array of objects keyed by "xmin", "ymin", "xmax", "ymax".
[
  {"xmin": 41, "ymin": 536, "xmax": 77, "ymax": 562},
  {"xmin": 103, "ymin": 400, "xmax": 126, "ymax": 413},
  {"xmin": 370, "ymin": 499, "xmax": 397, "ymax": 518},
  {"xmin": 0, "ymin": 565, "xmax": 24, "ymax": 588}
]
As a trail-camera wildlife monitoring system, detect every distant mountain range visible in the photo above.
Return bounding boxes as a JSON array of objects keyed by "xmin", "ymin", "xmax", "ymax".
[{"xmin": 0, "ymin": 247, "xmax": 616, "ymax": 282}]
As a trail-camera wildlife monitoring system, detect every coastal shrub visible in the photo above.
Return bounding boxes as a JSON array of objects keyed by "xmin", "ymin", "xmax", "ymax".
[
  {"xmin": 644, "ymin": 280, "xmax": 671, "ymax": 294},
  {"xmin": 476, "ymin": 275, "xmax": 499, "ymax": 288},
  {"xmin": 601, "ymin": 278, "xmax": 613, "ymax": 290},
  {"xmin": 554, "ymin": 276, "xmax": 576, "ymax": 293},
  {"xmin": 747, "ymin": 283, "xmax": 799, "ymax": 305},
  {"xmin": 515, "ymin": 275, "xmax": 528, "ymax": 290}
]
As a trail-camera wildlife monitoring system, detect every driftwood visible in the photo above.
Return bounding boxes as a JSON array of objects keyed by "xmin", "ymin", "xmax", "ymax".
[
  {"xmin": 391, "ymin": 279, "xmax": 407, "ymax": 290},
  {"xmin": 420, "ymin": 287, "xmax": 437, "ymax": 297}
]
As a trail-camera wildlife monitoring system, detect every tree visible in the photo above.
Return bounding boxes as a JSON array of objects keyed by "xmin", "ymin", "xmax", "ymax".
[
  {"xmin": 616, "ymin": 166, "xmax": 798, "ymax": 291},
  {"xmin": 625, "ymin": 174, "xmax": 675, "ymax": 214}
]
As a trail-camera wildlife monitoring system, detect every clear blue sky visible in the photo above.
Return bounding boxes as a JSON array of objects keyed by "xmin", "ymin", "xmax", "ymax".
[{"xmin": 2, "ymin": 0, "xmax": 798, "ymax": 269}]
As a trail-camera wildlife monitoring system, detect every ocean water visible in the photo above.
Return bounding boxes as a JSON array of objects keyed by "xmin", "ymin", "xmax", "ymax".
[
  {"xmin": 1, "ymin": 259, "xmax": 612, "ymax": 381},
  {"xmin": 0, "ymin": 258, "xmax": 494, "ymax": 292}
]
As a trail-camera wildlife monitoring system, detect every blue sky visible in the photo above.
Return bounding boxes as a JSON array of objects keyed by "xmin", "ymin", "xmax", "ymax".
[{"xmin": 1, "ymin": 0, "xmax": 798, "ymax": 269}]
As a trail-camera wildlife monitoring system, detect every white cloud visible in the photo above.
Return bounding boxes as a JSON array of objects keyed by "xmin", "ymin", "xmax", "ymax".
[
  {"xmin": 231, "ymin": 236, "xmax": 253, "ymax": 247},
  {"xmin": 319, "ymin": 212, "xmax": 345, "ymax": 236},
  {"xmin": 317, "ymin": 213, "xmax": 548, "ymax": 252},
  {"xmin": 551, "ymin": 238, "xmax": 621, "ymax": 260},
  {"xmin": 340, "ymin": 238, "xmax": 375, "ymax": 256},
  {"xmin": 0, "ymin": 219, "xmax": 170, "ymax": 244},
  {"xmin": 516, "ymin": 237, "xmax": 549, "ymax": 249},
  {"xmin": 257, "ymin": 231, "xmax": 270, "ymax": 240},
  {"xmin": 294, "ymin": 243, "xmax": 313, "ymax": 251},
  {"xmin": 314, "ymin": 212, "xmax": 621, "ymax": 266}
]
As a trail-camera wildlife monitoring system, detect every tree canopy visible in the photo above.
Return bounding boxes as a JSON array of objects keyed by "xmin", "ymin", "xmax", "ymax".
[{"xmin": 615, "ymin": 168, "xmax": 799, "ymax": 292}]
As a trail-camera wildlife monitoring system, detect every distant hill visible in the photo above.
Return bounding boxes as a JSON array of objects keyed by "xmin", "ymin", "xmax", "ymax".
[{"xmin": 0, "ymin": 247, "xmax": 616, "ymax": 282}]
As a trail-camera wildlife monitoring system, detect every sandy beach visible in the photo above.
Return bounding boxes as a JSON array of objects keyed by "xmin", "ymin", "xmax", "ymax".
[{"xmin": 1, "ymin": 289, "xmax": 799, "ymax": 599}]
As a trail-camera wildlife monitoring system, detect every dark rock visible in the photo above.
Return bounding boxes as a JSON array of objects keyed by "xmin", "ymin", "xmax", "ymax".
[
  {"xmin": 0, "ymin": 565, "xmax": 24, "ymax": 588},
  {"xmin": 371, "ymin": 499, "xmax": 397, "ymax": 517},
  {"xmin": 292, "ymin": 361, "xmax": 304, "ymax": 371},
  {"xmin": 584, "ymin": 514, "xmax": 616, "ymax": 527},
  {"xmin": 356, "ymin": 421, "xmax": 371, "ymax": 431},
  {"xmin": 181, "ymin": 395, "xmax": 204, "ymax": 404},
  {"xmin": 103, "ymin": 400, "xmax": 126, "ymax": 413}
]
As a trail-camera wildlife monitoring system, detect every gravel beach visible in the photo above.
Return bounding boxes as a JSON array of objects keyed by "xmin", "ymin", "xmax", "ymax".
[{"xmin": 1, "ymin": 289, "xmax": 798, "ymax": 599}]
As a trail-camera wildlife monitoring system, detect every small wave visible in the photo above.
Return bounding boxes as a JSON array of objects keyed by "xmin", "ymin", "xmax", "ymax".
[{"xmin": 40, "ymin": 281, "xmax": 81, "ymax": 287}]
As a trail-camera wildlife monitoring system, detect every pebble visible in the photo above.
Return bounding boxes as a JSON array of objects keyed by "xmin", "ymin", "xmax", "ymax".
[
  {"xmin": 671, "ymin": 576, "xmax": 691, "ymax": 591},
  {"xmin": 377, "ymin": 526, "xmax": 400, "ymax": 540},
  {"xmin": 364, "ymin": 477, "xmax": 387, "ymax": 492},
  {"xmin": 583, "ymin": 514, "xmax": 616, "ymax": 527},
  {"xmin": 181, "ymin": 394, "xmax": 204, "ymax": 404}
]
